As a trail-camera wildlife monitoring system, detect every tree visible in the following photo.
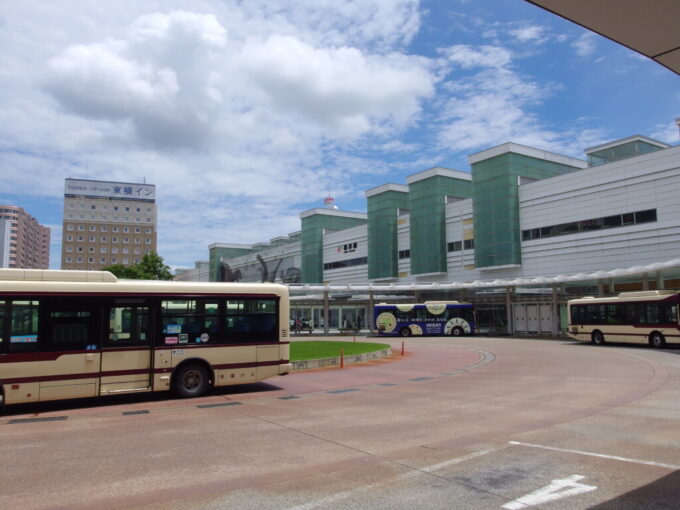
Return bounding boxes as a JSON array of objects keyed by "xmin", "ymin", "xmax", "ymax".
[
  {"xmin": 136, "ymin": 252, "xmax": 174, "ymax": 280},
  {"xmin": 102, "ymin": 252, "xmax": 173, "ymax": 280}
]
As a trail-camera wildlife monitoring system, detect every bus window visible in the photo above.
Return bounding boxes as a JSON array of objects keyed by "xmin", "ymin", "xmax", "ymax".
[
  {"xmin": 646, "ymin": 303, "xmax": 661, "ymax": 324},
  {"xmin": 225, "ymin": 298, "xmax": 277, "ymax": 342},
  {"xmin": 108, "ymin": 306, "xmax": 150, "ymax": 347},
  {"xmin": 0, "ymin": 300, "xmax": 4, "ymax": 347},
  {"xmin": 9, "ymin": 300, "xmax": 40, "ymax": 353},
  {"xmin": 161, "ymin": 299, "xmax": 220, "ymax": 345},
  {"xmin": 46, "ymin": 306, "xmax": 98, "ymax": 351}
]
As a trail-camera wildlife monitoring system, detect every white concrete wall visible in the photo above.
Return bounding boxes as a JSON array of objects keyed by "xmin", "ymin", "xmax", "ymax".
[
  {"xmin": 518, "ymin": 144, "xmax": 680, "ymax": 278},
  {"xmin": 323, "ymin": 224, "xmax": 368, "ymax": 283}
]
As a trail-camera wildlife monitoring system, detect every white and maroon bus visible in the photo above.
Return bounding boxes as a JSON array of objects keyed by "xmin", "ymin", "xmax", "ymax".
[
  {"xmin": 567, "ymin": 290, "xmax": 680, "ymax": 348},
  {"xmin": 0, "ymin": 269, "xmax": 291, "ymax": 406}
]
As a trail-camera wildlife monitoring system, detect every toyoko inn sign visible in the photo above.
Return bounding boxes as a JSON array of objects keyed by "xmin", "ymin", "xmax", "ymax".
[{"xmin": 65, "ymin": 179, "xmax": 156, "ymax": 201}]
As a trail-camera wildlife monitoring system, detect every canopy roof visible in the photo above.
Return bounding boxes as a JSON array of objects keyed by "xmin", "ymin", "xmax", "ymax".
[{"xmin": 525, "ymin": 0, "xmax": 680, "ymax": 75}]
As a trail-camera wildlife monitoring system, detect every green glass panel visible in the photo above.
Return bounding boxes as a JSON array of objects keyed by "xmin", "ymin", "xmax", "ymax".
[
  {"xmin": 409, "ymin": 175, "xmax": 472, "ymax": 275},
  {"xmin": 367, "ymin": 190, "xmax": 410, "ymax": 279},
  {"xmin": 472, "ymin": 152, "xmax": 581, "ymax": 268}
]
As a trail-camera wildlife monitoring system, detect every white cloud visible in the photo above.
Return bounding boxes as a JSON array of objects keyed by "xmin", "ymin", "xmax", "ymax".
[
  {"xmin": 508, "ymin": 25, "xmax": 545, "ymax": 43},
  {"xmin": 571, "ymin": 32, "xmax": 597, "ymax": 57},
  {"xmin": 442, "ymin": 44, "xmax": 512, "ymax": 69},
  {"xmin": 240, "ymin": 35, "xmax": 434, "ymax": 137},
  {"xmin": 651, "ymin": 120, "xmax": 680, "ymax": 145}
]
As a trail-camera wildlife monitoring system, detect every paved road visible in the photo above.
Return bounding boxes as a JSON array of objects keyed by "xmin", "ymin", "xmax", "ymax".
[{"xmin": 2, "ymin": 336, "xmax": 680, "ymax": 509}]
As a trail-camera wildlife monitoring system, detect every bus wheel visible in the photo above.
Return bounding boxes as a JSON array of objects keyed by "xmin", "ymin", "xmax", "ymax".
[
  {"xmin": 591, "ymin": 331, "xmax": 605, "ymax": 346},
  {"xmin": 451, "ymin": 326, "xmax": 464, "ymax": 337},
  {"xmin": 650, "ymin": 332, "xmax": 666, "ymax": 349},
  {"xmin": 400, "ymin": 327, "xmax": 411, "ymax": 337},
  {"xmin": 174, "ymin": 363, "xmax": 209, "ymax": 398}
]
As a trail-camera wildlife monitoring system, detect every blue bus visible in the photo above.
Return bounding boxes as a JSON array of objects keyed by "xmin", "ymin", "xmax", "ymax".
[{"xmin": 374, "ymin": 301, "xmax": 476, "ymax": 337}]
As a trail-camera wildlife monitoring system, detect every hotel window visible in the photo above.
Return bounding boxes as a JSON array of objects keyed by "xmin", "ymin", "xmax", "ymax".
[
  {"xmin": 100, "ymin": 257, "xmax": 107, "ymax": 264},
  {"xmin": 111, "ymin": 258, "xmax": 117, "ymax": 263},
  {"xmin": 146, "ymin": 218, "xmax": 152, "ymax": 223},
  {"xmin": 88, "ymin": 247, "xmax": 95, "ymax": 253},
  {"xmin": 66, "ymin": 235, "xmax": 73, "ymax": 241},
  {"xmin": 136, "ymin": 207, "xmax": 140, "ymax": 212},
  {"xmin": 90, "ymin": 215, "xmax": 96, "ymax": 220},
  {"xmin": 134, "ymin": 238, "xmax": 140, "ymax": 244},
  {"xmin": 135, "ymin": 227, "xmax": 141, "ymax": 233},
  {"xmin": 123, "ymin": 248, "xmax": 129, "ymax": 254},
  {"xmin": 66, "ymin": 246, "xmax": 73, "ymax": 252},
  {"xmin": 123, "ymin": 237, "xmax": 129, "ymax": 243},
  {"xmin": 112, "ymin": 248, "xmax": 118, "ymax": 254},
  {"xmin": 66, "ymin": 257, "xmax": 72, "ymax": 263},
  {"xmin": 124, "ymin": 227, "xmax": 129, "ymax": 233},
  {"xmin": 89, "ymin": 236, "xmax": 95, "ymax": 242},
  {"xmin": 113, "ymin": 227, "xmax": 118, "ymax": 232},
  {"xmin": 77, "ymin": 246, "xmax": 83, "ymax": 252},
  {"xmin": 145, "ymin": 238, "xmax": 151, "ymax": 244},
  {"xmin": 122, "ymin": 258, "xmax": 128, "ymax": 264},
  {"xmin": 112, "ymin": 237, "xmax": 118, "ymax": 243},
  {"xmin": 77, "ymin": 257, "xmax": 83, "ymax": 263},
  {"xmin": 136, "ymin": 217, "xmax": 141, "ymax": 223},
  {"xmin": 101, "ymin": 237, "xmax": 107, "ymax": 242},
  {"xmin": 91, "ymin": 205, "xmax": 96, "ymax": 209},
  {"xmin": 125, "ymin": 207, "xmax": 130, "ymax": 212},
  {"xmin": 100, "ymin": 247, "xmax": 107, "ymax": 253},
  {"xmin": 101, "ymin": 226, "xmax": 107, "ymax": 232},
  {"xmin": 90, "ymin": 225, "xmax": 96, "ymax": 231},
  {"xmin": 88, "ymin": 257, "xmax": 94, "ymax": 263},
  {"xmin": 134, "ymin": 258, "xmax": 140, "ymax": 264},
  {"xmin": 77, "ymin": 236, "xmax": 83, "ymax": 241},
  {"xmin": 78, "ymin": 225, "xmax": 84, "ymax": 231},
  {"xmin": 68, "ymin": 213, "xmax": 74, "ymax": 219},
  {"xmin": 67, "ymin": 224, "xmax": 74, "ymax": 231},
  {"xmin": 134, "ymin": 248, "xmax": 140, "ymax": 254},
  {"xmin": 79, "ymin": 203, "xmax": 85, "ymax": 209},
  {"xmin": 79, "ymin": 215, "xmax": 84, "ymax": 220}
]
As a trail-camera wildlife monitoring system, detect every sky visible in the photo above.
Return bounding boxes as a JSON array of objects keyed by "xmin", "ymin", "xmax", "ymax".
[{"xmin": 1, "ymin": 0, "xmax": 678, "ymax": 271}]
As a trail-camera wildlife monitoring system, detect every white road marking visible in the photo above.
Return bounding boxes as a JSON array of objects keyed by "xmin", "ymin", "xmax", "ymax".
[
  {"xmin": 509, "ymin": 441, "xmax": 680, "ymax": 470},
  {"xmin": 502, "ymin": 474, "xmax": 596, "ymax": 509},
  {"xmin": 284, "ymin": 448, "xmax": 498, "ymax": 510}
]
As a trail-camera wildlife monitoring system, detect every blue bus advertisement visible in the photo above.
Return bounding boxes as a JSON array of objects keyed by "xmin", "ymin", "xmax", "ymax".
[{"xmin": 374, "ymin": 301, "xmax": 476, "ymax": 337}]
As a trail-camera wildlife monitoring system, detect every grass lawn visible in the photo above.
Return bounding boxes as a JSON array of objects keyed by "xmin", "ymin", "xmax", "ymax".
[{"xmin": 291, "ymin": 341, "xmax": 391, "ymax": 361}]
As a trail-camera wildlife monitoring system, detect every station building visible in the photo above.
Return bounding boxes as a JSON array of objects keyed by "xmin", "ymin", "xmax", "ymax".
[{"xmin": 204, "ymin": 134, "xmax": 680, "ymax": 335}]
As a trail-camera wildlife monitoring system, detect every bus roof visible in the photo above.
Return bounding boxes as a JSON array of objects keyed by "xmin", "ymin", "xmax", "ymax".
[
  {"xmin": 568, "ymin": 290, "xmax": 677, "ymax": 305},
  {"xmin": 0, "ymin": 269, "xmax": 288, "ymax": 297}
]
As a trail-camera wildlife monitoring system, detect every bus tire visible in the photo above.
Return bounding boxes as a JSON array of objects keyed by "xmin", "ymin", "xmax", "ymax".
[
  {"xmin": 174, "ymin": 363, "xmax": 210, "ymax": 398},
  {"xmin": 451, "ymin": 326, "xmax": 464, "ymax": 337},
  {"xmin": 649, "ymin": 332, "xmax": 666, "ymax": 349},
  {"xmin": 591, "ymin": 330, "xmax": 605, "ymax": 346},
  {"xmin": 399, "ymin": 327, "xmax": 411, "ymax": 337}
]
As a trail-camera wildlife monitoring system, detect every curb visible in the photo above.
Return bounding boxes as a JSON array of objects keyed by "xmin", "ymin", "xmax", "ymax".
[{"xmin": 291, "ymin": 347, "xmax": 393, "ymax": 371}]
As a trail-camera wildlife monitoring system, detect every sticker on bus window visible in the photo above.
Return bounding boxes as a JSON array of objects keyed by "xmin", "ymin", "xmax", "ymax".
[
  {"xmin": 10, "ymin": 335, "xmax": 38, "ymax": 343},
  {"xmin": 166, "ymin": 324, "xmax": 182, "ymax": 334},
  {"xmin": 200, "ymin": 333, "xmax": 209, "ymax": 343},
  {"xmin": 165, "ymin": 336, "xmax": 179, "ymax": 345},
  {"xmin": 179, "ymin": 334, "xmax": 188, "ymax": 344}
]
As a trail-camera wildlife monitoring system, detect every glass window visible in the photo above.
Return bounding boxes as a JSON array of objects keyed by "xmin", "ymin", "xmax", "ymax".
[
  {"xmin": 108, "ymin": 306, "xmax": 150, "ymax": 347},
  {"xmin": 9, "ymin": 300, "xmax": 40, "ymax": 353},
  {"xmin": 161, "ymin": 300, "xmax": 220, "ymax": 345},
  {"xmin": 224, "ymin": 298, "xmax": 277, "ymax": 343}
]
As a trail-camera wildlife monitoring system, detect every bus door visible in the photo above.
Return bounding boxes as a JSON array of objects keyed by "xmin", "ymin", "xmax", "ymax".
[
  {"xmin": 37, "ymin": 298, "xmax": 101, "ymax": 401},
  {"xmin": 100, "ymin": 300, "xmax": 153, "ymax": 396}
]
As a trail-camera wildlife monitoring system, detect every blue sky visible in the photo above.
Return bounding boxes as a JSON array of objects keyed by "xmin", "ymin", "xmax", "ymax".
[{"xmin": 1, "ymin": 0, "xmax": 678, "ymax": 270}]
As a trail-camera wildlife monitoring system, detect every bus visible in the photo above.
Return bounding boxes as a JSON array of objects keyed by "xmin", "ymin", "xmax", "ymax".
[
  {"xmin": 374, "ymin": 301, "xmax": 476, "ymax": 337},
  {"xmin": 0, "ymin": 269, "xmax": 292, "ymax": 407},
  {"xmin": 567, "ymin": 290, "xmax": 680, "ymax": 348}
]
